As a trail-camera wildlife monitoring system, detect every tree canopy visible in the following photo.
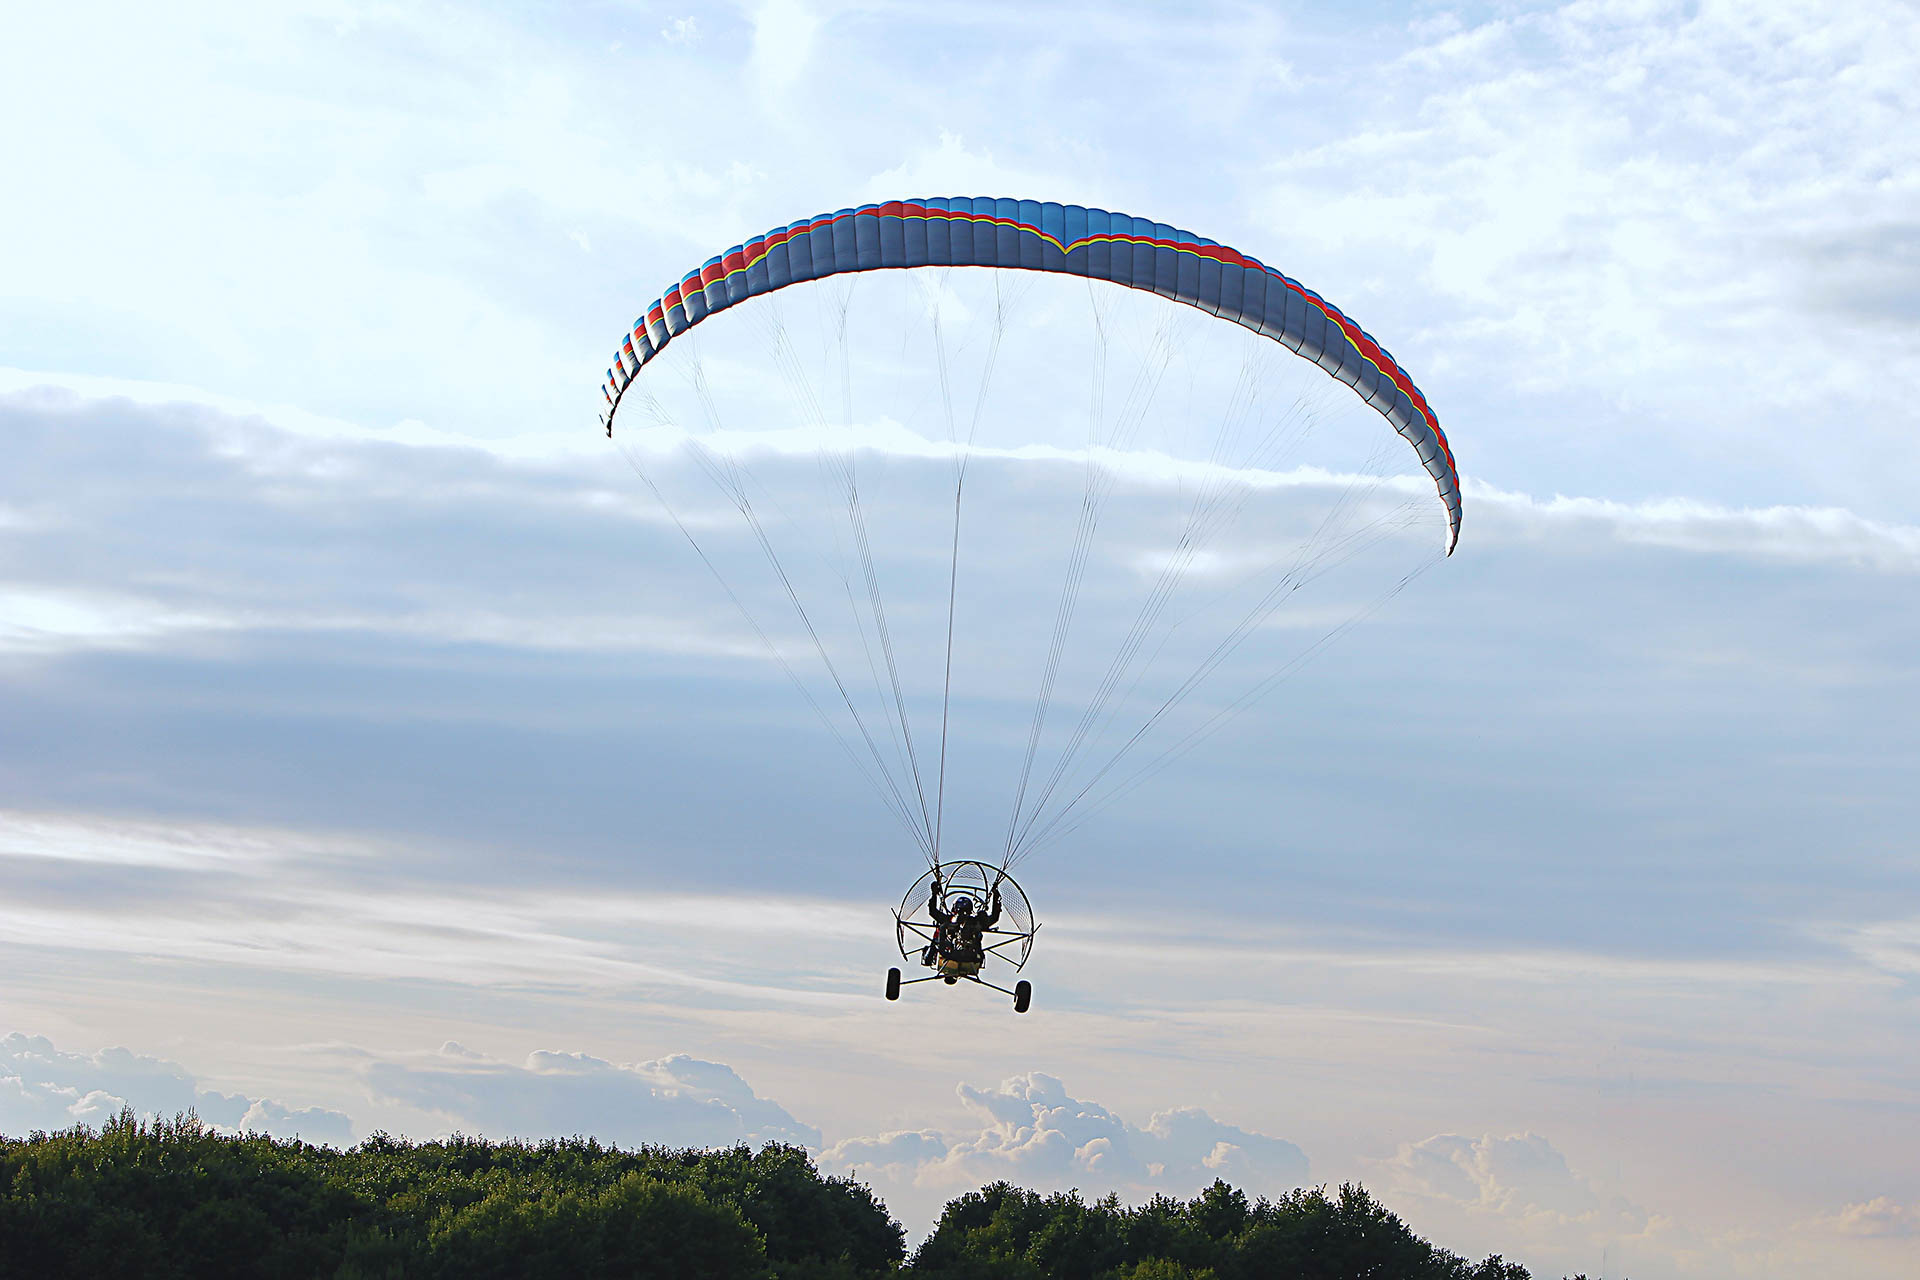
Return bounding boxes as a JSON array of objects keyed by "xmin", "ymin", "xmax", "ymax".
[
  {"xmin": 0, "ymin": 1111, "xmax": 1593, "ymax": 1279},
  {"xmin": 909, "ymin": 1179, "xmax": 1531, "ymax": 1280},
  {"xmin": 1, "ymin": 1110, "xmax": 896, "ymax": 1280}
]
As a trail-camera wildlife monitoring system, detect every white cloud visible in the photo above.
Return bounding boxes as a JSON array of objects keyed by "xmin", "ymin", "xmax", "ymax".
[
  {"xmin": 0, "ymin": 1034, "xmax": 203, "ymax": 1130},
  {"xmin": 0, "ymin": 377, "xmax": 590, "ymax": 462},
  {"xmin": 1381, "ymin": 1131, "xmax": 1632, "ymax": 1226},
  {"xmin": 0, "ymin": 809, "xmax": 367, "ymax": 873},
  {"xmin": 363, "ymin": 1042, "xmax": 819, "ymax": 1148},
  {"xmin": 1366, "ymin": 1130, "xmax": 1920, "ymax": 1280},
  {"xmin": 0, "ymin": 585, "xmax": 242, "ymax": 655},
  {"xmin": 1, "ymin": 1030, "xmax": 815, "ymax": 1155},
  {"xmin": 1816, "ymin": 914, "xmax": 1920, "ymax": 979},
  {"xmin": 1807, "ymin": 1196, "xmax": 1919, "ymax": 1239},
  {"xmin": 1468, "ymin": 483, "xmax": 1920, "ymax": 572},
  {"xmin": 825, "ymin": 1126, "xmax": 948, "ymax": 1176},
  {"xmin": 0, "ymin": 1033, "xmax": 350, "ymax": 1144},
  {"xmin": 0, "ymin": 803, "xmax": 925, "ymax": 1019},
  {"xmin": 0, "ymin": 5, "xmax": 762, "ymax": 441},
  {"xmin": 1253, "ymin": 0, "xmax": 1920, "ymax": 517},
  {"xmin": 1375, "ymin": 1131, "xmax": 1691, "ymax": 1279},
  {"xmin": 0, "ymin": 584, "xmax": 774, "ymax": 662},
  {"xmin": 821, "ymin": 1072, "xmax": 1308, "ymax": 1228},
  {"xmin": 0, "ymin": 834, "xmax": 868, "ymax": 1003},
  {"xmin": 234, "ymin": 1098, "xmax": 355, "ymax": 1146}
]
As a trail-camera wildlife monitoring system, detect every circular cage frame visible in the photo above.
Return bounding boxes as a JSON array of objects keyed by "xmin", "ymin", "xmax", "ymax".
[{"xmin": 894, "ymin": 860, "xmax": 1037, "ymax": 975}]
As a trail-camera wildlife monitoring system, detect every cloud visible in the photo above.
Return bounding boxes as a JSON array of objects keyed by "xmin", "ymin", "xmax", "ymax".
[
  {"xmin": 822, "ymin": 1072, "xmax": 1308, "ymax": 1216},
  {"xmin": 0, "ymin": 803, "xmax": 890, "ymax": 1004},
  {"xmin": 1250, "ymin": 0, "xmax": 1920, "ymax": 523},
  {"xmin": 1, "ymin": 1033, "xmax": 206, "ymax": 1130},
  {"xmin": 1364, "ymin": 1132, "xmax": 1834, "ymax": 1280},
  {"xmin": 1807, "ymin": 1196, "xmax": 1919, "ymax": 1239},
  {"xmin": 1379, "ymin": 1132, "xmax": 1641, "ymax": 1229},
  {"xmin": 0, "ymin": 808, "xmax": 351, "ymax": 873},
  {"xmin": 1816, "ymin": 914, "xmax": 1920, "ymax": 980},
  {"xmin": 0, "ymin": 1033, "xmax": 351, "ymax": 1144},
  {"xmin": 0, "ymin": 585, "xmax": 242, "ymax": 656},
  {"xmin": 235, "ymin": 1099, "xmax": 355, "ymax": 1147},
  {"xmin": 1469, "ymin": 483, "xmax": 1920, "ymax": 572},
  {"xmin": 362, "ymin": 1042, "xmax": 819, "ymax": 1148},
  {"xmin": 0, "ymin": 1028, "xmax": 811, "ymax": 1156},
  {"xmin": 825, "ymin": 1127, "xmax": 948, "ymax": 1176}
]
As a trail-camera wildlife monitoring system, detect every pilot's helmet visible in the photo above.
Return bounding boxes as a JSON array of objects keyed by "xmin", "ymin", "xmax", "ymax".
[{"xmin": 953, "ymin": 896, "xmax": 977, "ymax": 917}]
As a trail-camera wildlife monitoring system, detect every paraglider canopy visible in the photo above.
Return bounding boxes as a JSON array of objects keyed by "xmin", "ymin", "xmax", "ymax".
[{"xmin": 602, "ymin": 198, "xmax": 1460, "ymax": 553}]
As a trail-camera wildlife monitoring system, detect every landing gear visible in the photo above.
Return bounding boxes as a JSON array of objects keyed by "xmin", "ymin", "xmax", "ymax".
[
  {"xmin": 886, "ymin": 967, "xmax": 901, "ymax": 1001},
  {"xmin": 1014, "ymin": 980, "xmax": 1031, "ymax": 1014}
]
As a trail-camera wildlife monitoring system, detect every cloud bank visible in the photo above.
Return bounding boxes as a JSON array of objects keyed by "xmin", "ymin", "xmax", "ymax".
[
  {"xmin": 822, "ymin": 1072, "xmax": 1309, "ymax": 1230},
  {"xmin": 0, "ymin": 1033, "xmax": 351, "ymax": 1145},
  {"xmin": 362, "ymin": 1042, "xmax": 820, "ymax": 1149}
]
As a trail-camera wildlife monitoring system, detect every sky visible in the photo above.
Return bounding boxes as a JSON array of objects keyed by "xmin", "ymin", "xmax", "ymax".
[{"xmin": 3, "ymin": 1, "xmax": 1918, "ymax": 1277}]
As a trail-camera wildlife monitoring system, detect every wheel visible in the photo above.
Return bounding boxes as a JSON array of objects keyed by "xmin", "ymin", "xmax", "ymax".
[
  {"xmin": 886, "ymin": 968, "xmax": 901, "ymax": 1001},
  {"xmin": 1013, "ymin": 980, "xmax": 1031, "ymax": 1014},
  {"xmin": 943, "ymin": 976, "xmax": 957, "ymax": 985}
]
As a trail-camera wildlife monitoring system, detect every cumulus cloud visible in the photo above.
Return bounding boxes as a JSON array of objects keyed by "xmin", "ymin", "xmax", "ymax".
[
  {"xmin": 1370, "ymin": 1132, "xmax": 1730, "ymax": 1280},
  {"xmin": 822, "ymin": 1072, "xmax": 1308, "ymax": 1213},
  {"xmin": 2, "ymin": 1031, "xmax": 828, "ymax": 1157},
  {"xmin": 363, "ymin": 1042, "xmax": 819, "ymax": 1149},
  {"xmin": 1380, "ymin": 1132, "xmax": 1639, "ymax": 1228},
  {"xmin": 0, "ymin": 1033, "xmax": 351, "ymax": 1144},
  {"xmin": 825, "ymin": 1127, "xmax": 949, "ymax": 1177},
  {"xmin": 2, "ymin": 1030, "xmax": 821, "ymax": 1156},
  {"xmin": 1381, "ymin": 1140, "xmax": 1920, "ymax": 1280}
]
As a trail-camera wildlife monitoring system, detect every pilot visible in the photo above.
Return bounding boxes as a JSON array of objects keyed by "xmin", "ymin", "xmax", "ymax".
[{"xmin": 922, "ymin": 871, "xmax": 1002, "ymax": 967}]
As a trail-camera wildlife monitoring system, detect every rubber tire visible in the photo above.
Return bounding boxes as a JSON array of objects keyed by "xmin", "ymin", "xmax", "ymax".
[
  {"xmin": 886, "ymin": 968, "xmax": 901, "ymax": 1001},
  {"xmin": 1014, "ymin": 980, "xmax": 1032, "ymax": 1014}
]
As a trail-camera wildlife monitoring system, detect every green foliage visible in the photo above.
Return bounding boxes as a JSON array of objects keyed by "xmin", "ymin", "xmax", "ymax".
[
  {"xmin": 1112, "ymin": 1261, "xmax": 1216, "ymax": 1280},
  {"xmin": 910, "ymin": 1178, "xmax": 1533, "ymax": 1280},
  {"xmin": 0, "ymin": 1111, "xmax": 899, "ymax": 1279},
  {"xmin": 419, "ymin": 1170, "xmax": 767, "ymax": 1279},
  {"xmin": 0, "ymin": 1109, "xmax": 365, "ymax": 1280}
]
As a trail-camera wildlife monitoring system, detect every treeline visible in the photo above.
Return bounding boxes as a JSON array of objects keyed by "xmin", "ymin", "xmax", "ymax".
[
  {"xmin": 0, "ymin": 1110, "xmax": 1581, "ymax": 1279},
  {"xmin": 1, "ymin": 1111, "xmax": 896, "ymax": 1279},
  {"xmin": 913, "ymin": 1180, "xmax": 1531, "ymax": 1279}
]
